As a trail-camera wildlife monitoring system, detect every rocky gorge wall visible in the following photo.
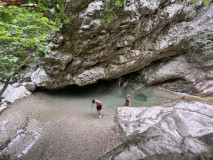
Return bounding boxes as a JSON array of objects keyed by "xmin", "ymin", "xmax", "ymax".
[{"xmin": 30, "ymin": 0, "xmax": 213, "ymax": 90}]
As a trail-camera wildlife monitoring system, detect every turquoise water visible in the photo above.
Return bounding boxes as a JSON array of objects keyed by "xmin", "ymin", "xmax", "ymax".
[{"xmin": 12, "ymin": 82, "xmax": 178, "ymax": 122}]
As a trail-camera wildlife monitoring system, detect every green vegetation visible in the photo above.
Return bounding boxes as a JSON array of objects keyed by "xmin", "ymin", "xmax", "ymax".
[
  {"xmin": 191, "ymin": 0, "xmax": 212, "ymax": 4},
  {"xmin": 30, "ymin": 0, "xmax": 70, "ymax": 28},
  {"xmin": 0, "ymin": 6, "xmax": 58, "ymax": 97},
  {"xmin": 184, "ymin": 34, "xmax": 213, "ymax": 58},
  {"xmin": 101, "ymin": 0, "xmax": 126, "ymax": 23},
  {"xmin": 0, "ymin": 153, "xmax": 11, "ymax": 160},
  {"xmin": 0, "ymin": 0, "xmax": 69, "ymax": 28}
]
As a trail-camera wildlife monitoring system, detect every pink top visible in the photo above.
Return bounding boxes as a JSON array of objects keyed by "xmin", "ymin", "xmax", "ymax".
[
  {"xmin": 125, "ymin": 97, "xmax": 131, "ymax": 106},
  {"xmin": 94, "ymin": 99, "xmax": 102, "ymax": 106}
]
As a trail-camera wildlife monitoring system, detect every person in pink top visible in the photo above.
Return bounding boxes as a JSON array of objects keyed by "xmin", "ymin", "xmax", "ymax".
[
  {"xmin": 92, "ymin": 99, "xmax": 103, "ymax": 118},
  {"xmin": 124, "ymin": 94, "xmax": 131, "ymax": 106}
]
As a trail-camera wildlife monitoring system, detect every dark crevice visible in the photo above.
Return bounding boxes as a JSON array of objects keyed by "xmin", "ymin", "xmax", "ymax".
[{"xmin": 36, "ymin": 79, "xmax": 118, "ymax": 95}]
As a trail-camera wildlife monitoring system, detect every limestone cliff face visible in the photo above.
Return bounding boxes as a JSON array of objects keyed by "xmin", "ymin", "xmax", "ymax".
[{"xmin": 31, "ymin": 0, "xmax": 213, "ymax": 89}]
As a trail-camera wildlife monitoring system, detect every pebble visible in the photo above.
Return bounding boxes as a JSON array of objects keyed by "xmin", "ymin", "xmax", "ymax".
[{"xmin": 2, "ymin": 120, "xmax": 9, "ymax": 125}]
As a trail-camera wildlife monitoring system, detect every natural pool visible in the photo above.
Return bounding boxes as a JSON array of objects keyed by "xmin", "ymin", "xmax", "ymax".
[{"xmin": 11, "ymin": 81, "xmax": 180, "ymax": 123}]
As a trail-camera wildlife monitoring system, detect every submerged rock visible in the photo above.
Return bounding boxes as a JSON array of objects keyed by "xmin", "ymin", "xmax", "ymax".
[
  {"xmin": 31, "ymin": 0, "xmax": 213, "ymax": 89},
  {"xmin": 99, "ymin": 101, "xmax": 213, "ymax": 160}
]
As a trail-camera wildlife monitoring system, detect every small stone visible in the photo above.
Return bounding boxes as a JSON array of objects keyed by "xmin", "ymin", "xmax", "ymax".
[
  {"xmin": 17, "ymin": 129, "xmax": 24, "ymax": 134},
  {"xmin": 2, "ymin": 120, "xmax": 9, "ymax": 125}
]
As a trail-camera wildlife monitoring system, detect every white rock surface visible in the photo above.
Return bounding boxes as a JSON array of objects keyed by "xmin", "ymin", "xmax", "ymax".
[
  {"xmin": 1, "ymin": 84, "xmax": 31, "ymax": 104},
  {"xmin": 100, "ymin": 101, "xmax": 213, "ymax": 160},
  {"xmin": 0, "ymin": 84, "xmax": 31, "ymax": 113}
]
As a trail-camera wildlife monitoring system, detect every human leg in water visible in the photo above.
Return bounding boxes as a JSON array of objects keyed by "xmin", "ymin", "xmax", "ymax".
[{"xmin": 97, "ymin": 105, "xmax": 102, "ymax": 118}]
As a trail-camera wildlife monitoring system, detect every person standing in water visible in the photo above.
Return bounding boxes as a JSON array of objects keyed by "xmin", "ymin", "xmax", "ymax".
[
  {"xmin": 124, "ymin": 94, "xmax": 131, "ymax": 106},
  {"xmin": 92, "ymin": 99, "xmax": 103, "ymax": 118}
]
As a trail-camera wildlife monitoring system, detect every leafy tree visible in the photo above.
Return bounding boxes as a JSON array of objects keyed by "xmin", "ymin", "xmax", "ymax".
[
  {"xmin": 28, "ymin": 0, "xmax": 70, "ymax": 27},
  {"xmin": 191, "ymin": 0, "xmax": 212, "ymax": 4},
  {"xmin": 101, "ymin": 0, "xmax": 126, "ymax": 23},
  {"xmin": 183, "ymin": 34, "xmax": 213, "ymax": 58},
  {"xmin": 101, "ymin": 0, "xmax": 212, "ymax": 23},
  {"xmin": 0, "ymin": 6, "xmax": 58, "ymax": 97},
  {"xmin": 0, "ymin": 0, "xmax": 69, "ymax": 27}
]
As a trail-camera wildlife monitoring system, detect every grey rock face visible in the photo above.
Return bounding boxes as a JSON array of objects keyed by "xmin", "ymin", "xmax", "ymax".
[
  {"xmin": 0, "ymin": 84, "xmax": 31, "ymax": 104},
  {"xmin": 133, "ymin": 44, "xmax": 213, "ymax": 95},
  {"xmin": 0, "ymin": 84, "xmax": 31, "ymax": 113},
  {"xmin": 32, "ymin": 0, "xmax": 213, "ymax": 89},
  {"xmin": 22, "ymin": 82, "xmax": 37, "ymax": 92},
  {"xmin": 99, "ymin": 101, "xmax": 213, "ymax": 160}
]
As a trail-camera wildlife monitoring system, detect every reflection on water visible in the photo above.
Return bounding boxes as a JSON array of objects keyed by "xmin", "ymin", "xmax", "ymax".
[{"xmin": 12, "ymin": 81, "xmax": 179, "ymax": 122}]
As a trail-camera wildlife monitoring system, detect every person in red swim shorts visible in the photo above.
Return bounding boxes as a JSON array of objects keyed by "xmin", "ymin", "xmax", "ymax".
[{"xmin": 92, "ymin": 99, "xmax": 103, "ymax": 118}]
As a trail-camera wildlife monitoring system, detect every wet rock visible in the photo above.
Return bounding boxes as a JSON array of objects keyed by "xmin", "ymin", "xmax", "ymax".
[
  {"xmin": 31, "ymin": 1, "xmax": 213, "ymax": 88},
  {"xmin": 99, "ymin": 101, "xmax": 213, "ymax": 160}
]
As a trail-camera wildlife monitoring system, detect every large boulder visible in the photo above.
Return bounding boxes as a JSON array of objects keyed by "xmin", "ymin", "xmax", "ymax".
[
  {"xmin": 99, "ymin": 101, "xmax": 213, "ymax": 160},
  {"xmin": 31, "ymin": 0, "xmax": 213, "ymax": 89}
]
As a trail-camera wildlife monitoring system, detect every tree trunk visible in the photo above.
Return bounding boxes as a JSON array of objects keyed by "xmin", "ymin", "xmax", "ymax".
[
  {"xmin": 0, "ymin": 52, "xmax": 33, "ymax": 98},
  {"xmin": 0, "ymin": 77, "xmax": 10, "ymax": 97}
]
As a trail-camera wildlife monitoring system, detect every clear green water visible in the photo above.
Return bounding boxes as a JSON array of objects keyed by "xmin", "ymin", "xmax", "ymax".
[{"xmin": 12, "ymin": 82, "xmax": 179, "ymax": 122}]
